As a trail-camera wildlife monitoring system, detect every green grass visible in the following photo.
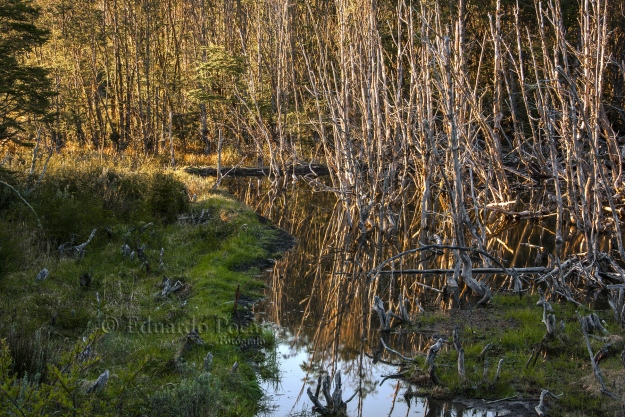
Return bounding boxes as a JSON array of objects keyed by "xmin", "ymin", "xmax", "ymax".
[
  {"xmin": 405, "ymin": 294, "xmax": 625, "ymax": 416},
  {"xmin": 0, "ymin": 156, "xmax": 285, "ymax": 416}
]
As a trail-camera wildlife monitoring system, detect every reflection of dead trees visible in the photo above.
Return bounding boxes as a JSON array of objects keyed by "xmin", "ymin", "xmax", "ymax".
[{"xmin": 307, "ymin": 371, "xmax": 358, "ymax": 417}]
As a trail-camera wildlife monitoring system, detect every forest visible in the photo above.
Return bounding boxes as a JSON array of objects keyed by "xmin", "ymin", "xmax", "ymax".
[
  {"xmin": 2, "ymin": 0, "xmax": 625, "ymax": 415},
  {"xmin": 3, "ymin": 0, "xmax": 625, "ymax": 247}
]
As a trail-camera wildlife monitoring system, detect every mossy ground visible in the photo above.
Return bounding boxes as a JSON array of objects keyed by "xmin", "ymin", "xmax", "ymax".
[
  {"xmin": 0, "ymin": 151, "xmax": 289, "ymax": 416},
  {"xmin": 404, "ymin": 293, "xmax": 625, "ymax": 416}
]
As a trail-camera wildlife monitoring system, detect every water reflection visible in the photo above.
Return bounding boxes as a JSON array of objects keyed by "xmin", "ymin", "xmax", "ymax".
[{"xmin": 223, "ymin": 178, "xmax": 596, "ymax": 417}]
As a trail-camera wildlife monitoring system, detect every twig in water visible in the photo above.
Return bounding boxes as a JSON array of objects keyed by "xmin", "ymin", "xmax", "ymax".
[{"xmin": 380, "ymin": 338, "xmax": 418, "ymax": 363}]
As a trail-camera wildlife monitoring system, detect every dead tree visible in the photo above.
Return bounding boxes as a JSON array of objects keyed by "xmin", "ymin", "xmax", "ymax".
[
  {"xmin": 372, "ymin": 295, "xmax": 391, "ymax": 331},
  {"xmin": 426, "ymin": 338, "xmax": 444, "ymax": 384},
  {"xmin": 306, "ymin": 371, "xmax": 357, "ymax": 416},
  {"xmin": 59, "ymin": 228, "xmax": 97, "ymax": 258},
  {"xmin": 35, "ymin": 268, "xmax": 49, "ymax": 281},
  {"xmin": 453, "ymin": 326, "xmax": 465, "ymax": 381},
  {"xmin": 175, "ymin": 328, "xmax": 205, "ymax": 365}
]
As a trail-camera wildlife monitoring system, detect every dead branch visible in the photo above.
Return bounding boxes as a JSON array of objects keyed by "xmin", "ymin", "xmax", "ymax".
[
  {"xmin": 0, "ymin": 180, "xmax": 42, "ymax": 228},
  {"xmin": 160, "ymin": 276, "xmax": 184, "ymax": 297},
  {"xmin": 374, "ymin": 266, "xmax": 547, "ymax": 275},
  {"xmin": 535, "ymin": 389, "xmax": 563, "ymax": 416},
  {"xmin": 372, "ymin": 295, "xmax": 391, "ymax": 331},
  {"xmin": 577, "ymin": 312, "xmax": 619, "ymax": 399},
  {"xmin": 306, "ymin": 371, "xmax": 355, "ymax": 416},
  {"xmin": 379, "ymin": 338, "xmax": 418, "ymax": 363}
]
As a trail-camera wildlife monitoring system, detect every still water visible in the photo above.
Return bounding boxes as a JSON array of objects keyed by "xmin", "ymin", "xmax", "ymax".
[{"xmin": 224, "ymin": 177, "xmax": 597, "ymax": 417}]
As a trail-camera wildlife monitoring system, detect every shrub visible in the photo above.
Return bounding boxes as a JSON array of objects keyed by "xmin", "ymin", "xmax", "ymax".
[
  {"xmin": 0, "ymin": 223, "xmax": 22, "ymax": 279},
  {"xmin": 146, "ymin": 173, "xmax": 189, "ymax": 223},
  {"xmin": 34, "ymin": 183, "xmax": 107, "ymax": 244},
  {"xmin": 149, "ymin": 372, "xmax": 225, "ymax": 417}
]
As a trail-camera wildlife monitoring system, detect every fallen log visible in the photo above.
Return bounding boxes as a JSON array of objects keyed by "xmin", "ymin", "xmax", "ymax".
[
  {"xmin": 368, "ymin": 244, "xmax": 525, "ymax": 298},
  {"xmin": 483, "ymin": 205, "xmax": 551, "ymax": 219},
  {"xmin": 160, "ymin": 276, "xmax": 184, "ymax": 297},
  {"xmin": 374, "ymin": 266, "xmax": 548, "ymax": 275},
  {"xmin": 186, "ymin": 164, "xmax": 330, "ymax": 178}
]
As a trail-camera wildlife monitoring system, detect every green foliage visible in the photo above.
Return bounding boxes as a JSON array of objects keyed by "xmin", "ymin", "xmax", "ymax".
[
  {"xmin": 35, "ymin": 185, "xmax": 107, "ymax": 244},
  {"xmin": 0, "ymin": 0, "xmax": 54, "ymax": 143},
  {"xmin": 12, "ymin": 167, "xmax": 190, "ymax": 241},
  {"xmin": 3, "ymin": 326, "xmax": 57, "ymax": 380},
  {"xmin": 146, "ymin": 172, "xmax": 189, "ymax": 223},
  {"xmin": 0, "ymin": 222, "xmax": 22, "ymax": 279},
  {"xmin": 149, "ymin": 371, "xmax": 225, "ymax": 417},
  {"xmin": 191, "ymin": 47, "xmax": 247, "ymax": 104},
  {"xmin": 406, "ymin": 294, "xmax": 625, "ymax": 415},
  {"xmin": 0, "ymin": 333, "xmax": 112, "ymax": 416},
  {"xmin": 0, "ymin": 158, "xmax": 283, "ymax": 416}
]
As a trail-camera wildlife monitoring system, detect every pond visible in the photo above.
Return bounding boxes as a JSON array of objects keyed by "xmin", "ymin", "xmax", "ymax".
[{"xmin": 223, "ymin": 177, "xmax": 607, "ymax": 417}]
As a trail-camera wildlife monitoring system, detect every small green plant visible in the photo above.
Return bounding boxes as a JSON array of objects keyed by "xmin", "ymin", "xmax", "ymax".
[
  {"xmin": 0, "ymin": 333, "xmax": 113, "ymax": 416},
  {"xmin": 146, "ymin": 172, "xmax": 189, "ymax": 223},
  {"xmin": 149, "ymin": 371, "xmax": 224, "ymax": 417}
]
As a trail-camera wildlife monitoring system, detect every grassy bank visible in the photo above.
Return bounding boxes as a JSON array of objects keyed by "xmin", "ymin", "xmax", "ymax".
[
  {"xmin": 0, "ymin": 152, "xmax": 290, "ymax": 416},
  {"xmin": 400, "ymin": 293, "xmax": 625, "ymax": 416}
]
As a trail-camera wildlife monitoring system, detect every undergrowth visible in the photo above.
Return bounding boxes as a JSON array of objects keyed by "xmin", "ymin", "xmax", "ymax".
[{"xmin": 0, "ymin": 151, "xmax": 286, "ymax": 416}]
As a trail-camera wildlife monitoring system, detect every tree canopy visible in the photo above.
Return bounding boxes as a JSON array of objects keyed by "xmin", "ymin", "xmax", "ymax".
[{"xmin": 0, "ymin": 0, "xmax": 53, "ymax": 144}]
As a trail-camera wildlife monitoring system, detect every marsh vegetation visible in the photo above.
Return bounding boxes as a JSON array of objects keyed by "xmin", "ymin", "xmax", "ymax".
[
  {"xmin": 0, "ymin": 156, "xmax": 291, "ymax": 416},
  {"xmin": 2, "ymin": 0, "xmax": 625, "ymax": 415}
]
